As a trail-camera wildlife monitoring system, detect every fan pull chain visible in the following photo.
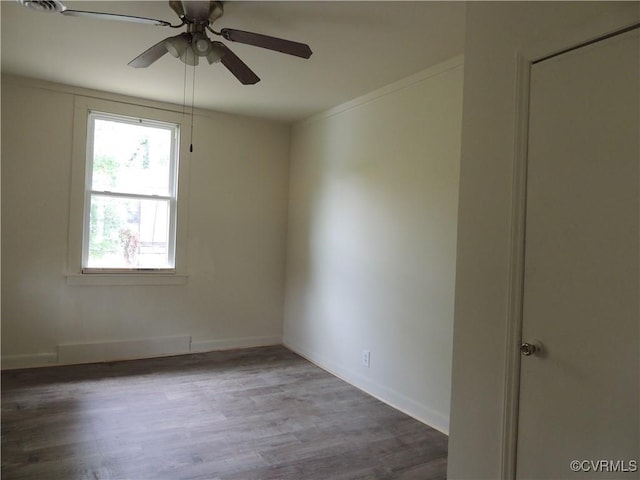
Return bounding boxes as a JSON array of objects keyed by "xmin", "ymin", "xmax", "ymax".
[
  {"xmin": 190, "ymin": 63, "xmax": 196, "ymax": 153},
  {"xmin": 182, "ymin": 58, "xmax": 190, "ymax": 152}
]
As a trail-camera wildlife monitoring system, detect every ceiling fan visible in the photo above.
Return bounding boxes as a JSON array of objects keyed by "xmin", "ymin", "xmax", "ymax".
[{"xmin": 17, "ymin": 0, "xmax": 313, "ymax": 85}]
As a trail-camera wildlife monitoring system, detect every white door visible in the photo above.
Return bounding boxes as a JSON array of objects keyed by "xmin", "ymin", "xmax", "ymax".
[{"xmin": 516, "ymin": 28, "xmax": 639, "ymax": 479}]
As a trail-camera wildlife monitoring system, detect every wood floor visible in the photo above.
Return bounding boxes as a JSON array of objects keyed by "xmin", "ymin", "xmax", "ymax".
[{"xmin": 1, "ymin": 345, "xmax": 448, "ymax": 480}]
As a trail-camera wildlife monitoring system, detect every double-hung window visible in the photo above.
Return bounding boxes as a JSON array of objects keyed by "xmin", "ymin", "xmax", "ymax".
[{"xmin": 83, "ymin": 111, "xmax": 180, "ymax": 272}]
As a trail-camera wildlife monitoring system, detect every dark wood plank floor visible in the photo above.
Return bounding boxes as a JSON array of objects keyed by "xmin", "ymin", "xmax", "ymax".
[{"xmin": 1, "ymin": 345, "xmax": 447, "ymax": 480}]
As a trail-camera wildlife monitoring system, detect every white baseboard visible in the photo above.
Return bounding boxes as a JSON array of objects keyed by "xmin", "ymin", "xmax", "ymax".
[
  {"xmin": 191, "ymin": 335, "xmax": 282, "ymax": 353},
  {"xmin": 283, "ymin": 339, "xmax": 450, "ymax": 435},
  {"xmin": 57, "ymin": 335, "xmax": 192, "ymax": 365},
  {"xmin": 1, "ymin": 334, "xmax": 283, "ymax": 370},
  {"xmin": 1, "ymin": 352, "xmax": 59, "ymax": 370}
]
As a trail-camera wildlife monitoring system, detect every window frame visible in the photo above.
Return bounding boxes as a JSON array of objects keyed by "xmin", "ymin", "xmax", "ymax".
[
  {"xmin": 82, "ymin": 111, "xmax": 180, "ymax": 273},
  {"xmin": 67, "ymin": 96, "xmax": 190, "ymax": 285}
]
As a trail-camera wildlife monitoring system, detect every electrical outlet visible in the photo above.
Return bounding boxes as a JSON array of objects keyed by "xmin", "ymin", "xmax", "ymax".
[{"xmin": 362, "ymin": 350, "xmax": 370, "ymax": 368}]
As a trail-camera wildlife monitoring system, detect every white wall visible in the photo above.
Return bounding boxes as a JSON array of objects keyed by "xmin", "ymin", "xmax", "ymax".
[
  {"xmin": 447, "ymin": 2, "xmax": 640, "ymax": 478},
  {"xmin": 1, "ymin": 76, "xmax": 291, "ymax": 367},
  {"xmin": 283, "ymin": 57, "xmax": 464, "ymax": 433}
]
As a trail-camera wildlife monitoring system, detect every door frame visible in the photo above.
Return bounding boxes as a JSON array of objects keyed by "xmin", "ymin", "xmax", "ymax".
[{"xmin": 499, "ymin": 22, "xmax": 640, "ymax": 480}]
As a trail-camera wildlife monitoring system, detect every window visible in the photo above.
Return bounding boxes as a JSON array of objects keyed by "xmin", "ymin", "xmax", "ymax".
[
  {"xmin": 83, "ymin": 111, "xmax": 180, "ymax": 272},
  {"xmin": 67, "ymin": 97, "xmax": 189, "ymax": 285}
]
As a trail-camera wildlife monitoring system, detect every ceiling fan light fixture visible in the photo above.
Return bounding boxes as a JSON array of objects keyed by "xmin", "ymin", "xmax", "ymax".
[
  {"xmin": 206, "ymin": 43, "xmax": 224, "ymax": 64},
  {"xmin": 191, "ymin": 33, "xmax": 211, "ymax": 57},
  {"xmin": 165, "ymin": 34, "xmax": 189, "ymax": 58},
  {"xmin": 17, "ymin": 0, "xmax": 65, "ymax": 13},
  {"xmin": 179, "ymin": 48, "xmax": 199, "ymax": 66}
]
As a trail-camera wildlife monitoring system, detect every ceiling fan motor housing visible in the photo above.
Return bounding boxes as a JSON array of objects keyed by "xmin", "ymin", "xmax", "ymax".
[{"xmin": 17, "ymin": 0, "xmax": 65, "ymax": 13}]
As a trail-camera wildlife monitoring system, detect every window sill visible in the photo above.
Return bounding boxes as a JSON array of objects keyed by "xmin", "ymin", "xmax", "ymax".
[{"xmin": 66, "ymin": 273, "xmax": 188, "ymax": 286}]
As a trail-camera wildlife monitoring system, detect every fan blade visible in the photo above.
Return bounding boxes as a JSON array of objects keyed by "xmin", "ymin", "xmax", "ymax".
[
  {"xmin": 214, "ymin": 42, "xmax": 260, "ymax": 85},
  {"xmin": 128, "ymin": 39, "xmax": 170, "ymax": 68},
  {"xmin": 181, "ymin": 1, "xmax": 211, "ymax": 21},
  {"xmin": 61, "ymin": 9, "xmax": 171, "ymax": 26},
  {"xmin": 220, "ymin": 29, "xmax": 312, "ymax": 59}
]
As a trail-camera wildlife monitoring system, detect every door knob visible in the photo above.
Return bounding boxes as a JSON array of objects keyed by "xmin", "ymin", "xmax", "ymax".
[{"xmin": 520, "ymin": 342, "xmax": 538, "ymax": 356}]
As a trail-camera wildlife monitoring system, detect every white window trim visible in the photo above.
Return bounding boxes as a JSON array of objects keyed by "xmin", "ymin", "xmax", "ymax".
[
  {"xmin": 66, "ymin": 273, "xmax": 188, "ymax": 286},
  {"xmin": 67, "ymin": 96, "xmax": 190, "ymax": 286}
]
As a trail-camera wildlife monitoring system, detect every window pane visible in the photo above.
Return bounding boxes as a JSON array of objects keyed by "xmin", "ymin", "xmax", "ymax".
[
  {"xmin": 87, "ymin": 195, "xmax": 172, "ymax": 269},
  {"xmin": 91, "ymin": 118, "xmax": 173, "ymax": 196}
]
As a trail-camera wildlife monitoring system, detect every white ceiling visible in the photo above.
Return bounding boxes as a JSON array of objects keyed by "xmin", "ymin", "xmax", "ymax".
[{"xmin": 1, "ymin": 1, "xmax": 465, "ymax": 123}]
